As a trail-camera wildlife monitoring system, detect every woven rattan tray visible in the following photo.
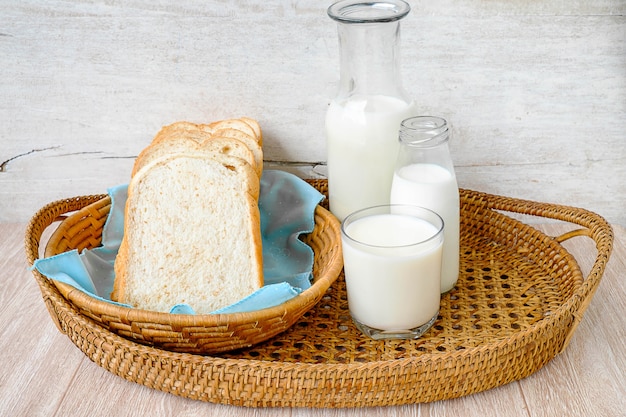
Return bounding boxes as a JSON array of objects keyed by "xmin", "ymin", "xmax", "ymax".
[{"xmin": 25, "ymin": 180, "xmax": 613, "ymax": 407}]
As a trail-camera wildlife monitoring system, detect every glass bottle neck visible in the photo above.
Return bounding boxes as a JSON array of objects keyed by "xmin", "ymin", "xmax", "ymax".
[
  {"xmin": 328, "ymin": 0, "xmax": 411, "ymax": 102},
  {"xmin": 396, "ymin": 116, "xmax": 455, "ymax": 173},
  {"xmin": 399, "ymin": 116, "xmax": 450, "ymax": 147},
  {"xmin": 336, "ymin": 21, "xmax": 406, "ymax": 100}
]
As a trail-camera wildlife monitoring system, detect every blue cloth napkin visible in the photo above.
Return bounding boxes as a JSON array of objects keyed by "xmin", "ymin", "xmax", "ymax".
[{"xmin": 34, "ymin": 170, "xmax": 324, "ymax": 314}]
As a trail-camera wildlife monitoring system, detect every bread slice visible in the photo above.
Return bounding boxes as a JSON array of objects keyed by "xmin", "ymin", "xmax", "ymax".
[
  {"xmin": 240, "ymin": 117, "xmax": 263, "ymax": 145},
  {"xmin": 132, "ymin": 133, "xmax": 258, "ymax": 179},
  {"xmin": 112, "ymin": 152, "xmax": 263, "ymax": 314},
  {"xmin": 210, "ymin": 128, "xmax": 264, "ymax": 176},
  {"xmin": 153, "ymin": 121, "xmax": 212, "ymax": 143},
  {"xmin": 206, "ymin": 119, "xmax": 258, "ymax": 142}
]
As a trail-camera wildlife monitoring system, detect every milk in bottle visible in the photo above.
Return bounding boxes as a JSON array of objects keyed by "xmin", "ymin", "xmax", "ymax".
[{"xmin": 326, "ymin": 95, "xmax": 416, "ymax": 220}]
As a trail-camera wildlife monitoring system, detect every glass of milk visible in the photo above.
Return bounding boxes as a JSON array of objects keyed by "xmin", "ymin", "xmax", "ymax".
[
  {"xmin": 390, "ymin": 116, "xmax": 460, "ymax": 293},
  {"xmin": 341, "ymin": 204, "xmax": 444, "ymax": 340}
]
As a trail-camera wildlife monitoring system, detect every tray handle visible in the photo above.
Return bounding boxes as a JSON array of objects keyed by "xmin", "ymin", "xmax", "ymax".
[
  {"xmin": 24, "ymin": 195, "xmax": 107, "ymax": 333},
  {"xmin": 462, "ymin": 189, "xmax": 614, "ymax": 352}
]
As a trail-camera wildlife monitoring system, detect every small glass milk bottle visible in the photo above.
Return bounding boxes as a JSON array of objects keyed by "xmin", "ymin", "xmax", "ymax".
[
  {"xmin": 325, "ymin": 0, "xmax": 417, "ymax": 221},
  {"xmin": 390, "ymin": 116, "xmax": 460, "ymax": 293}
]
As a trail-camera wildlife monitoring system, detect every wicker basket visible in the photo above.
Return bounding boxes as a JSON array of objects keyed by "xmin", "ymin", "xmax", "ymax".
[
  {"xmin": 32, "ymin": 184, "xmax": 343, "ymax": 354},
  {"xmin": 25, "ymin": 180, "xmax": 613, "ymax": 407}
]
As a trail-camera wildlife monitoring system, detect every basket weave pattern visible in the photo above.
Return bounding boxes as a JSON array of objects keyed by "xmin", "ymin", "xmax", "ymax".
[{"xmin": 25, "ymin": 180, "xmax": 613, "ymax": 407}]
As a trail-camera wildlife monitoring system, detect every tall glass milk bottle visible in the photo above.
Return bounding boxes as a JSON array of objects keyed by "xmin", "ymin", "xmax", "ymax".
[
  {"xmin": 390, "ymin": 116, "xmax": 460, "ymax": 293},
  {"xmin": 326, "ymin": 0, "xmax": 416, "ymax": 221}
]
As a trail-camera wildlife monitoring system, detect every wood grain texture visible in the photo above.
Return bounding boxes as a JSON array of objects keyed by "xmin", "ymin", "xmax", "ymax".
[
  {"xmin": 1, "ymin": 1, "xmax": 625, "ymax": 225},
  {"xmin": 1, "ymin": 222, "xmax": 625, "ymax": 416}
]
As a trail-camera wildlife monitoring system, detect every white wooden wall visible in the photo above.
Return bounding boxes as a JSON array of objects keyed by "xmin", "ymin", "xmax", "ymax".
[{"xmin": 2, "ymin": 1, "xmax": 625, "ymax": 225}]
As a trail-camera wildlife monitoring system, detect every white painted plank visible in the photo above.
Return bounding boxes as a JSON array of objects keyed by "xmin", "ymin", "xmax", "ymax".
[{"xmin": 1, "ymin": 1, "xmax": 624, "ymax": 225}]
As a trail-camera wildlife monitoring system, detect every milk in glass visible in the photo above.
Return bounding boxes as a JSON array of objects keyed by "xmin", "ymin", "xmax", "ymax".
[{"xmin": 341, "ymin": 205, "xmax": 444, "ymax": 339}]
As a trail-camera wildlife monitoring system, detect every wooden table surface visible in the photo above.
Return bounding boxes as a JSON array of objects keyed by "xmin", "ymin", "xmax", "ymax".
[{"xmin": 1, "ymin": 222, "xmax": 625, "ymax": 417}]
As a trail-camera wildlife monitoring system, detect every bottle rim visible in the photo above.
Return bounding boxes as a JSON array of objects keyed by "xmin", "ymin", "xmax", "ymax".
[
  {"xmin": 399, "ymin": 116, "xmax": 450, "ymax": 147},
  {"xmin": 327, "ymin": 0, "xmax": 411, "ymax": 24}
]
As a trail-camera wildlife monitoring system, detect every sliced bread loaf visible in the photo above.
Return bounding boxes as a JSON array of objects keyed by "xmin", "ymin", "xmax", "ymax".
[{"xmin": 113, "ymin": 118, "xmax": 264, "ymax": 314}]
